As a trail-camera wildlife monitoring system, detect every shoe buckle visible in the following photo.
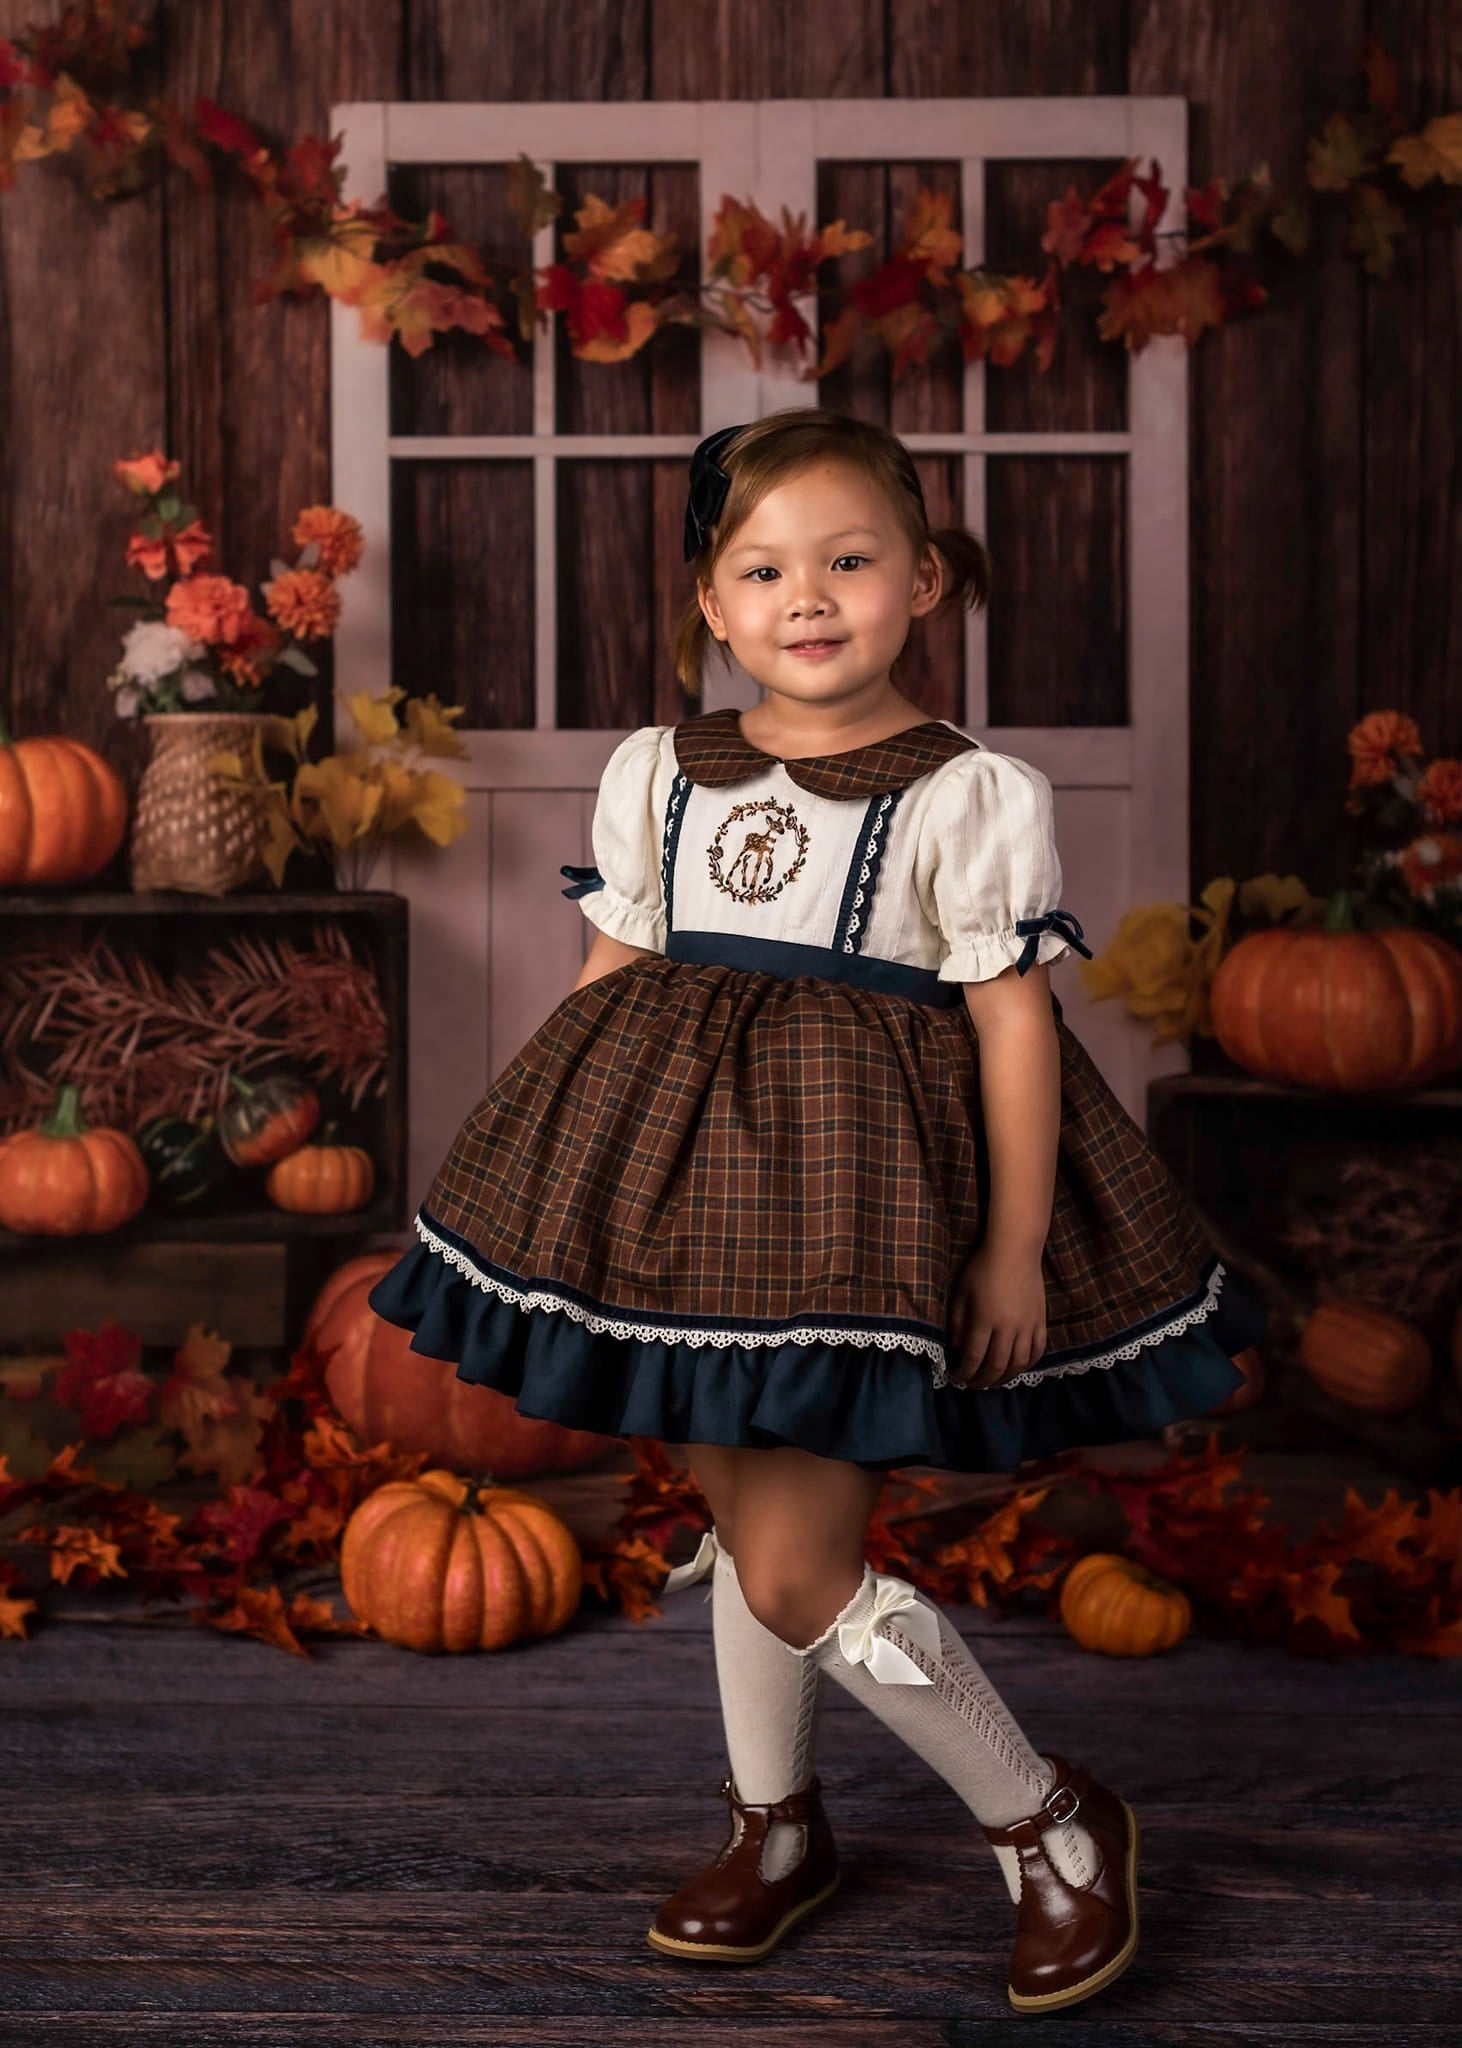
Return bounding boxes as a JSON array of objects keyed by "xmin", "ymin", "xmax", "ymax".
[{"xmin": 1043, "ymin": 1781, "xmax": 1081, "ymax": 1825}]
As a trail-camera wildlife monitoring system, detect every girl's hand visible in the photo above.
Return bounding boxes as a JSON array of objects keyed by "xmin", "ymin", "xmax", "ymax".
[{"xmin": 946, "ymin": 1241, "xmax": 1047, "ymax": 1390}]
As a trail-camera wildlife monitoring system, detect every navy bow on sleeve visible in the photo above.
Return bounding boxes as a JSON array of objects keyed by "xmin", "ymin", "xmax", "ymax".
[
  {"xmin": 1013, "ymin": 908, "xmax": 1093, "ymax": 975},
  {"xmin": 560, "ymin": 863, "xmax": 605, "ymax": 900}
]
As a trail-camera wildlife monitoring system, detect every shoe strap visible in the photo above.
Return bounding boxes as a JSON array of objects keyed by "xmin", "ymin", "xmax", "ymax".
[
  {"xmin": 720, "ymin": 1772, "xmax": 824, "ymax": 1824},
  {"xmin": 978, "ymin": 1752, "xmax": 1086, "ymax": 1845}
]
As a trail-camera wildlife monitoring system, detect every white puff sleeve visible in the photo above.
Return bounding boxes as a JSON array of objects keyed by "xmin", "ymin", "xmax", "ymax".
[
  {"xmin": 559, "ymin": 725, "xmax": 668, "ymax": 953},
  {"xmin": 917, "ymin": 748, "xmax": 1092, "ymax": 984}
]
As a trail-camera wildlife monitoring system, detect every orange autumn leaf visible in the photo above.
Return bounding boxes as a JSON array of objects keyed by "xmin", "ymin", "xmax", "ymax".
[
  {"xmin": 1274, "ymin": 1557, "xmax": 1361, "ymax": 1641},
  {"xmin": 158, "ymin": 1324, "xmax": 236, "ymax": 1440},
  {"xmin": 1385, "ymin": 113, "xmax": 1461, "ymax": 190},
  {"xmin": 562, "ymin": 192, "xmax": 680, "ymax": 283},
  {"xmin": 175, "ymin": 1379, "xmax": 276, "ymax": 1488},
  {"xmin": 350, "ymin": 261, "xmax": 510, "ymax": 359},
  {"xmin": 0, "ymin": 1582, "xmax": 37, "ymax": 1639},
  {"xmin": 24, "ymin": 1522, "xmax": 127, "ymax": 1586},
  {"xmin": 900, "ymin": 187, "xmax": 962, "ymax": 284},
  {"xmin": 1097, "ymin": 257, "xmax": 1227, "ymax": 350},
  {"xmin": 576, "ymin": 296, "xmax": 659, "ymax": 363},
  {"xmin": 196, "ymin": 1581, "xmax": 314, "ymax": 1657}
]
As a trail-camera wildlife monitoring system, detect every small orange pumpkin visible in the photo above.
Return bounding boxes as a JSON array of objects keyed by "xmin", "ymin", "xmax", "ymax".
[
  {"xmin": 0, "ymin": 1082, "xmax": 149, "ymax": 1235},
  {"xmin": 0, "ymin": 710, "xmax": 129, "ymax": 886},
  {"xmin": 306, "ymin": 1252, "xmax": 620, "ymax": 1479},
  {"xmin": 218, "ymin": 1070, "xmax": 319, "ymax": 1166},
  {"xmin": 1298, "ymin": 1300, "xmax": 1433, "ymax": 1414},
  {"xmin": 1209, "ymin": 890, "xmax": 1462, "ymax": 1092},
  {"xmin": 266, "ymin": 1122, "xmax": 374, "ymax": 1212},
  {"xmin": 1059, "ymin": 1552, "xmax": 1192, "ymax": 1657},
  {"xmin": 340, "ymin": 1467, "xmax": 583, "ymax": 1652}
]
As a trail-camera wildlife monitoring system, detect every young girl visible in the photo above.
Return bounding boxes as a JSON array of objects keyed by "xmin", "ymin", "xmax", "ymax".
[{"xmin": 367, "ymin": 408, "xmax": 1267, "ymax": 2015}]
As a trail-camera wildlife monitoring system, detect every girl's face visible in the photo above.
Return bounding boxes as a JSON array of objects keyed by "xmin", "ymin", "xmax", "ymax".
[{"xmin": 696, "ymin": 460, "xmax": 943, "ymax": 704}]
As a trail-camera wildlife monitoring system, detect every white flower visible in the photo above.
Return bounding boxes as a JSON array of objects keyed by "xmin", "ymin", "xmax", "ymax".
[
  {"xmin": 113, "ymin": 683, "xmax": 144, "ymax": 719},
  {"xmin": 179, "ymin": 668, "xmax": 219, "ymax": 703},
  {"xmin": 118, "ymin": 620, "xmax": 205, "ymax": 686}
]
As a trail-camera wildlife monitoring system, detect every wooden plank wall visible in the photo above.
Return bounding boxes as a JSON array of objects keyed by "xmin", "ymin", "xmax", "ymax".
[{"xmin": 0, "ymin": 0, "xmax": 1456, "ymax": 903}]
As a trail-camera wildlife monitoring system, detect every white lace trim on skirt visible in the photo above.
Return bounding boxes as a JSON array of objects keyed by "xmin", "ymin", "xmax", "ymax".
[{"xmin": 410, "ymin": 1211, "xmax": 1231, "ymax": 1393}]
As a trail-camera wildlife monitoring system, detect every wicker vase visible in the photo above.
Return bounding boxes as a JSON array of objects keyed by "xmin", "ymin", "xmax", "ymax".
[{"xmin": 129, "ymin": 711, "xmax": 266, "ymax": 895}]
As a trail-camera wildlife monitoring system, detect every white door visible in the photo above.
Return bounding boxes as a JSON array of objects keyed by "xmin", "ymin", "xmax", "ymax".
[{"xmin": 330, "ymin": 96, "xmax": 1192, "ymax": 1209}]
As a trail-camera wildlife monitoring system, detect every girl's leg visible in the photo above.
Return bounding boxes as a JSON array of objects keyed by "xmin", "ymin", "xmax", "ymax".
[
  {"xmin": 684, "ymin": 1444, "xmax": 827, "ymax": 1881},
  {"xmin": 729, "ymin": 1445, "xmax": 1102, "ymax": 1901}
]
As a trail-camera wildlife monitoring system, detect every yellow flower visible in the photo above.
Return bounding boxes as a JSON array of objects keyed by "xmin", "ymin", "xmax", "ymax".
[
  {"xmin": 408, "ymin": 770, "xmax": 468, "ymax": 845},
  {"xmin": 1079, "ymin": 903, "xmax": 1201, "ymax": 1045},
  {"xmin": 401, "ymin": 692, "xmax": 469, "ymax": 758},
  {"xmin": 341, "ymin": 689, "xmax": 406, "ymax": 747}
]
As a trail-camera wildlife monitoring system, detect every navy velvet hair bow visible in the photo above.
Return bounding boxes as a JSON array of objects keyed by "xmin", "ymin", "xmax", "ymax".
[{"xmin": 683, "ymin": 423, "xmax": 749, "ymax": 561}]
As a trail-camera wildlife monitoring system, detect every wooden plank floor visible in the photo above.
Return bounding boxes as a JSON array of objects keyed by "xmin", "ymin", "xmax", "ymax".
[{"xmin": 2, "ymin": 1451, "xmax": 1459, "ymax": 2046}]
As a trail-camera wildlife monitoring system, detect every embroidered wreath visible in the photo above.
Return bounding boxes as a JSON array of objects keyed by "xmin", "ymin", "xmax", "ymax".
[{"xmin": 709, "ymin": 799, "xmax": 810, "ymax": 904}]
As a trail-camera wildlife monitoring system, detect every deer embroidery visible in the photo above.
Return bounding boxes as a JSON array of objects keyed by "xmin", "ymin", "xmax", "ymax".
[{"xmin": 709, "ymin": 797, "xmax": 810, "ymax": 904}]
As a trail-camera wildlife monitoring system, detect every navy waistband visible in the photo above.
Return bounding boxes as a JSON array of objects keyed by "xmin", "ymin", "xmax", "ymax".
[{"xmin": 665, "ymin": 929, "xmax": 965, "ymax": 1008}]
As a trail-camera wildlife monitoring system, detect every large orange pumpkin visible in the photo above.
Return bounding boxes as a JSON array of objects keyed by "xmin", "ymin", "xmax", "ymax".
[
  {"xmin": 1059, "ymin": 1552, "xmax": 1192, "ymax": 1657},
  {"xmin": 340, "ymin": 1467, "xmax": 583, "ymax": 1652},
  {"xmin": 0, "ymin": 1082, "xmax": 149, "ymax": 1235},
  {"xmin": 306, "ymin": 1251, "xmax": 620, "ymax": 1479},
  {"xmin": 0, "ymin": 711, "xmax": 129, "ymax": 887},
  {"xmin": 1209, "ymin": 890, "xmax": 1462, "ymax": 1091},
  {"xmin": 1298, "ymin": 1300, "xmax": 1433, "ymax": 1414}
]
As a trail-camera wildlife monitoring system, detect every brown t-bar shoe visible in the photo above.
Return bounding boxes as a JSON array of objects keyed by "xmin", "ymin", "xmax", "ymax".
[
  {"xmin": 646, "ymin": 1773, "xmax": 841, "ymax": 1963},
  {"xmin": 978, "ymin": 1750, "xmax": 1140, "ymax": 2012}
]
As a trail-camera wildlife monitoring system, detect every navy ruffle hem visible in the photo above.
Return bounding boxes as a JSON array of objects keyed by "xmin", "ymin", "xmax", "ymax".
[{"xmin": 364, "ymin": 1205, "xmax": 1268, "ymax": 1476}]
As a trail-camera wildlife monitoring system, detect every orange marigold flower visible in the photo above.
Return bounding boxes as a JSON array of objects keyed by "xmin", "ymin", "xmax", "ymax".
[
  {"xmin": 218, "ymin": 612, "xmax": 282, "ymax": 686},
  {"xmin": 114, "ymin": 451, "xmax": 181, "ymax": 497},
  {"xmin": 291, "ymin": 504, "xmax": 364, "ymax": 578},
  {"xmin": 1417, "ymin": 758, "xmax": 1462, "ymax": 826},
  {"xmin": 165, "ymin": 574, "xmax": 255, "ymax": 647},
  {"xmin": 1399, "ymin": 833, "xmax": 1462, "ymax": 896},
  {"xmin": 125, "ymin": 517, "xmax": 214, "ymax": 583},
  {"xmin": 264, "ymin": 567, "xmax": 342, "ymax": 641},
  {"xmin": 1346, "ymin": 709, "xmax": 1424, "ymax": 788}
]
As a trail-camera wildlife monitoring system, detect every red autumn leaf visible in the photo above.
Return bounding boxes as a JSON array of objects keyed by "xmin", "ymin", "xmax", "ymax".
[
  {"xmin": 53, "ymin": 1321, "xmax": 153, "ymax": 1440},
  {"xmin": 851, "ymin": 252, "xmax": 925, "ymax": 320},
  {"xmin": 190, "ymin": 1482, "xmax": 294, "ymax": 1569},
  {"xmin": 194, "ymin": 96, "xmax": 262, "ymax": 160}
]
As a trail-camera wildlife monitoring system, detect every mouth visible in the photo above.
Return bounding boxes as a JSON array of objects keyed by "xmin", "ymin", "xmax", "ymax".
[{"xmin": 785, "ymin": 639, "xmax": 846, "ymax": 652}]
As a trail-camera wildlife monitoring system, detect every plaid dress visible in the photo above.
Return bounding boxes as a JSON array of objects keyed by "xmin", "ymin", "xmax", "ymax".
[{"xmin": 367, "ymin": 708, "xmax": 1266, "ymax": 1474}]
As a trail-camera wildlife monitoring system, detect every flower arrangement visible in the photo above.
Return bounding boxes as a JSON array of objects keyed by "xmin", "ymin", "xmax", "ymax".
[
  {"xmin": 1344, "ymin": 710, "xmax": 1462, "ymax": 940},
  {"xmin": 207, "ymin": 687, "xmax": 468, "ymax": 890},
  {"xmin": 1080, "ymin": 707, "xmax": 1461, "ymax": 1046},
  {"xmin": 105, "ymin": 450, "xmax": 363, "ymax": 717}
]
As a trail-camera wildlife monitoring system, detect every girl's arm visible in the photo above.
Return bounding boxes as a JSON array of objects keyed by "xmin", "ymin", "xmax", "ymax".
[
  {"xmin": 948, "ymin": 960, "xmax": 1062, "ymax": 1389},
  {"xmin": 571, "ymin": 928, "xmax": 660, "ymax": 992},
  {"xmin": 960, "ymin": 960, "xmax": 1062, "ymax": 1255}
]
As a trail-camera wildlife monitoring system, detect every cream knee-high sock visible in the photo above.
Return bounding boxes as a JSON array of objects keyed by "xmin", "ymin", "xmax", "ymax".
[
  {"xmin": 788, "ymin": 1561, "xmax": 1102, "ymax": 1901},
  {"xmin": 662, "ymin": 1525, "xmax": 824, "ymax": 1884}
]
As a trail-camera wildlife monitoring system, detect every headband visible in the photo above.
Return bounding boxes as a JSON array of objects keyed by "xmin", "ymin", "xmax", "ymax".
[
  {"xmin": 682, "ymin": 421, "xmax": 931, "ymax": 563},
  {"xmin": 683, "ymin": 423, "xmax": 747, "ymax": 562}
]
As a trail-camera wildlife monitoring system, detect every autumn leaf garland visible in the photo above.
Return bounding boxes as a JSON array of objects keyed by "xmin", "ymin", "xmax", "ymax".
[{"xmin": 0, "ymin": 6, "xmax": 1457, "ymax": 373}]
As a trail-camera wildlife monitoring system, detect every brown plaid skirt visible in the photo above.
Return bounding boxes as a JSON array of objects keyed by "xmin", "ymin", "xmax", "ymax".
[{"xmin": 368, "ymin": 955, "xmax": 1264, "ymax": 1473}]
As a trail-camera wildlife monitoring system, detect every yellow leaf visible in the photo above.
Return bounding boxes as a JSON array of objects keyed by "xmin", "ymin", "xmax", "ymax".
[
  {"xmin": 342, "ymin": 690, "xmax": 405, "ymax": 747},
  {"xmin": 1236, "ymin": 871, "xmax": 1327, "ymax": 922},
  {"xmin": 1307, "ymin": 111, "xmax": 1373, "ymax": 191},
  {"xmin": 901, "ymin": 187, "xmax": 962, "ymax": 281},
  {"xmin": 401, "ymin": 693, "xmax": 469, "ymax": 758},
  {"xmin": 815, "ymin": 219, "xmax": 874, "ymax": 260},
  {"xmin": 1387, "ymin": 113, "xmax": 1462, "ymax": 189},
  {"xmin": 297, "ymin": 206, "xmax": 381, "ymax": 298},
  {"xmin": 44, "ymin": 75, "xmax": 92, "ymax": 156},
  {"xmin": 408, "ymin": 770, "xmax": 468, "ymax": 845}
]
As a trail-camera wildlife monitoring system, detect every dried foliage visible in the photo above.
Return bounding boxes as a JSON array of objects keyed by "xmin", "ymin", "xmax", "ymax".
[
  {"xmin": 0, "ymin": 922, "xmax": 387, "ymax": 1135},
  {"xmin": 1284, "ymin": 1146, "xmax": 1462, "ymax": 1350},
  {"xmin": 4, "ymin": 1327, "xmax": 1455, "ymax": 1661}
]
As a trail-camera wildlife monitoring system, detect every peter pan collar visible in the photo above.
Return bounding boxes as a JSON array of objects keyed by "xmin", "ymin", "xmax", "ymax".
[{"xmin": 672, "ymin": 705, "xmax": 980, "ymax": 799}]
